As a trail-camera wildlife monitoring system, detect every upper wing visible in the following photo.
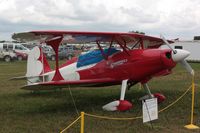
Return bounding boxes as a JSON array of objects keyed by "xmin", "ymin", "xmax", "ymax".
[{"xmin": 12, "ymin": 31, "xmax": 173, "ymax": 49}]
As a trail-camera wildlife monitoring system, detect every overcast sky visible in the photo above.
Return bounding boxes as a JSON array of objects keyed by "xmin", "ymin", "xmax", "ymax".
[{"xmin": 0, "ymin": 0, "xmax": 199, "ymax": 40}]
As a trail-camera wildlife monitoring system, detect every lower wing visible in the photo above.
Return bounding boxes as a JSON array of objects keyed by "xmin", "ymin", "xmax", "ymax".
[{"xmin": 21, "ymin": 78, "xmax": 121, "ymax": 90}]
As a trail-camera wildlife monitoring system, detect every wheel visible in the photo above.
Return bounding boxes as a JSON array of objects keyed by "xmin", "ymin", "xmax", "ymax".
[
  {"xmin": 51, "ymin": 55, "xmax": 55, "ymax": 61},
  {"xmin": 17, "ymin": 56, "xmax": 23, "ymax": 61},
  {"xmin": 153, "ymin": 93, "xmax": 166, "ymax": 103},
  {"xmin": 4, "ymin": 56, "xmax": 11, "ymax": 62}
]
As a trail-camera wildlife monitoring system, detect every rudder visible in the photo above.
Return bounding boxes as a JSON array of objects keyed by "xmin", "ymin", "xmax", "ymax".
[{"xmin": 26, "ymin": 46, "xmax": 51, "ymax": 84}]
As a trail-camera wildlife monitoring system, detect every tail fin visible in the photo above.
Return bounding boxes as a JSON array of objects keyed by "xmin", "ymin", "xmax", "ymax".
[{"xmin": 26, "ymin": 46, "xmax": 51, "ymax": 84}]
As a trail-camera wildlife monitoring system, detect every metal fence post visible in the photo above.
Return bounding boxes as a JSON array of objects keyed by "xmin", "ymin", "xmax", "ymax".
[{"xmin": 81, "ymin": 112, "xmax": 85, "ymax": 133}]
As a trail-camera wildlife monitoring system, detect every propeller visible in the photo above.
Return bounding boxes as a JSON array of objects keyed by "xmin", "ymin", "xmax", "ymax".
[
  {"xmin": 160, "ymin": 35, "xmax": 194, "ymax": 76},
  {"xmin": 180, "ymin": 60, "xmax": 194, "ymax": 76},
  {"xmin": 160, "ymin": 35, "xmax": 177, "ymax": 54}
]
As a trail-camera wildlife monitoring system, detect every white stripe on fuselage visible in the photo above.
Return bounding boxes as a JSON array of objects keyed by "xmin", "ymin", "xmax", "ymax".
[{"xmin": 43, "ymin": 62, "xmax": 96, "ymax": 81}]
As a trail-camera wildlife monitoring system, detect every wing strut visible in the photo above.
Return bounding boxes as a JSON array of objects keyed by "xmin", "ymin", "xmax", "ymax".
[
  {"xmin": 106, "ymin": 37, "xmax": 114, "ymax": 56},
  {"xmin": 45, "ymin": 36, "xmax": 64, "ymax": 81},
  {"xmin": 96, "ymin": 38, "xmax": 114, "ymax": 60},
  {"xmin": 131, "ymin": 39, "xmax": 141, "ymax": 49},
  {"xmin": 114, "ymin": 35, "xmax": 130, "ymax": 55},
  {"xmin": 96, "ymin": 41, "xmax": 108, "ymax": 60},
  {"xmin": 139, "ymin": 38, "xmax": 144, "ymax": 49}
]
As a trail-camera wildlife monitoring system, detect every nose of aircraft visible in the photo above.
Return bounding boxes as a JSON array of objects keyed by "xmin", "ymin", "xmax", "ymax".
[{"xmin": 172, "ymin": 49, "xmax": 190, "ymax": 62}]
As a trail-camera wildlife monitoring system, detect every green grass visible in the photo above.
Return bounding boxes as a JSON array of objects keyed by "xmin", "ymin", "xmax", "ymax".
[{"xmin": 0, "ymin": 61, "xmax": 200, "ymax": 133}]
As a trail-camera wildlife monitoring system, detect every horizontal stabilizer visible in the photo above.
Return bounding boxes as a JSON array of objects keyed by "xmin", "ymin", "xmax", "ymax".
[
  {"xmin": 10, "ymin": 75, "xmax": 47, "ymax": 81},
  {"xmin": 10, "ymin": 76, "xmax": 27, "ymax": 80}
]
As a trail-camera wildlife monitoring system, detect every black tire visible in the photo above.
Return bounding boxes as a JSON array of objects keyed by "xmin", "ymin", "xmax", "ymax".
[
  {"xmin": 51, "ymin": 55, "xmax": 55, "ymax": 61},
  {"xmin": 17, "ymin": 56, "xmax": 23, "ymax": 61},
  {"xmin": 4, "ymin": 56, "xmax": 11, "ymax": 62}
]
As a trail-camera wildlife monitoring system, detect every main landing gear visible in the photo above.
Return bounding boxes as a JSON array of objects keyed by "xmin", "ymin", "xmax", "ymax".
[
  {"xmin": 102, "ymin": 80, "xmax": 166, "ymax": 112},
  {"xmin": 139, "ymin": 83, "xmax": 166, "ymax": 103},
  {"xmin": 102, "ymin": 79, "xmax": 133, "ymax": 111}
]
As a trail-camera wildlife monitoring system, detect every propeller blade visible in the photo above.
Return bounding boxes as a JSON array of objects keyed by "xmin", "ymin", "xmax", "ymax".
[
  {"xmin": 160, "ymin": 34, "xmax": 176, "ymax": 54},
  {"xmin": 180, "ymin": 60, "xmax": 194, "ymax": 76}
]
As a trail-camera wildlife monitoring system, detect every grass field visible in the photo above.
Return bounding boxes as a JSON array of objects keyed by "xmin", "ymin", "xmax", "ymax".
[{"xmin": 0, "ymin": 61, "xmax": 200, "ymax": 133}]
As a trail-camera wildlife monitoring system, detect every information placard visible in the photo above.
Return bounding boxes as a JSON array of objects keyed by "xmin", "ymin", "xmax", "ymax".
[{"xmin": 142, "ymin": 98, "xmax": 158, "ymax": 123}]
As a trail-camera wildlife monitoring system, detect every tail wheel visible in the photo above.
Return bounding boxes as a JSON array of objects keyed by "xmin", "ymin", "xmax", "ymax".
[
  {"xmin": 4, "ymin": 56, "xmax": 11, "ymax": 62},
  {"xmin": 17, "ymin": 56, "xmax": 23, "ymax": 61}
]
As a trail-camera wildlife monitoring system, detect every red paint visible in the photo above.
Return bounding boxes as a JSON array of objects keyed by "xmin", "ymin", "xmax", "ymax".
[
  {"xmin": 38, "ymin": 48, "xmax": 52, "ymax": 74},
  {"xmin": 45, "ymin": 36, "xmax": 64, "ymax": 81},
  {"xmin": 117, "ymin": 100, "xmax": 133, "ymax": 111},
  {"xmin": 160, "ymin": 50, "xmax": 176, "ymax": 68},
  {"xmin": 153, "ymin": 93, "xmax": 166, "ymax": 103},
  {"xmin": 153, "ymin": 69, "xmax": 172, "ymax": 77}
]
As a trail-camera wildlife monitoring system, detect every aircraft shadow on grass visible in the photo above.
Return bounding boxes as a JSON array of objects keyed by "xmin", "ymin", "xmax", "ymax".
[{"xmin": 13, "ymin": 87, "xmax": 183, "ymax": 114}]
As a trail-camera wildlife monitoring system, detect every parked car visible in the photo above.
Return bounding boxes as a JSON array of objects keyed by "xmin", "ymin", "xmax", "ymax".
[
  {"xmin": 0, "ymin": 42, "xmax": 30, "ymax": 60},
  {"xmin": 41, "ymin": 45, "xmax": 75, "ymax": 61},
  {"xmin": 41, "ymin": 45, "xmax": 55, "ymax": 60},
  {"xmin": 0, "ymin": 49, "xmax": 16, "ymax": 62},
  {"xmin": 21, "ymin": 43, "xmax": 37, "ymax": 50},
  {"xmin": 15, "ymin": 51, "xmax": 28, "ymax": 61},
  {"xmin": 58, "ymin": 46, "xmax": 74, "ymax": 60}
]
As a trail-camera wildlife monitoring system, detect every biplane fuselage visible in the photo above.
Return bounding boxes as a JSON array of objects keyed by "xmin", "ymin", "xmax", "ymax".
[{"xmin": 37, "ymin": 48, "xmax": 175, "ymax": 87}]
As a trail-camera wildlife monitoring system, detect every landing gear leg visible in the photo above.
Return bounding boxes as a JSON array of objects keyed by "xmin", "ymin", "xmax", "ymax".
[
  {"xmin": 120, "ymin": 79, "xmax": 128, "ymax": 100},
  {"xmin": 142, "ymin": 83, "xmax": 153, "ymax": 99},
  {"xmin": 139, "ymin": 83, "xmax": 166, "ymax": 103},
  {"xmin": 102, "ymin": 79, "xmax": 133, "ymax": 111}
]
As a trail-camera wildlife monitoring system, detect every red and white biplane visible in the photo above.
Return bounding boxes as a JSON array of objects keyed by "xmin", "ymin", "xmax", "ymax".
[{"xmin": 12, "ymin": 31, "xmax": 193, "ymax": 111}]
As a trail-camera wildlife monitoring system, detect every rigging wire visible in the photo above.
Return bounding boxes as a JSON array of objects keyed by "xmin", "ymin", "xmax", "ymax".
[{"xmin": 68, "ymin": 85, "xmax": 79, "ymax": 116}]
